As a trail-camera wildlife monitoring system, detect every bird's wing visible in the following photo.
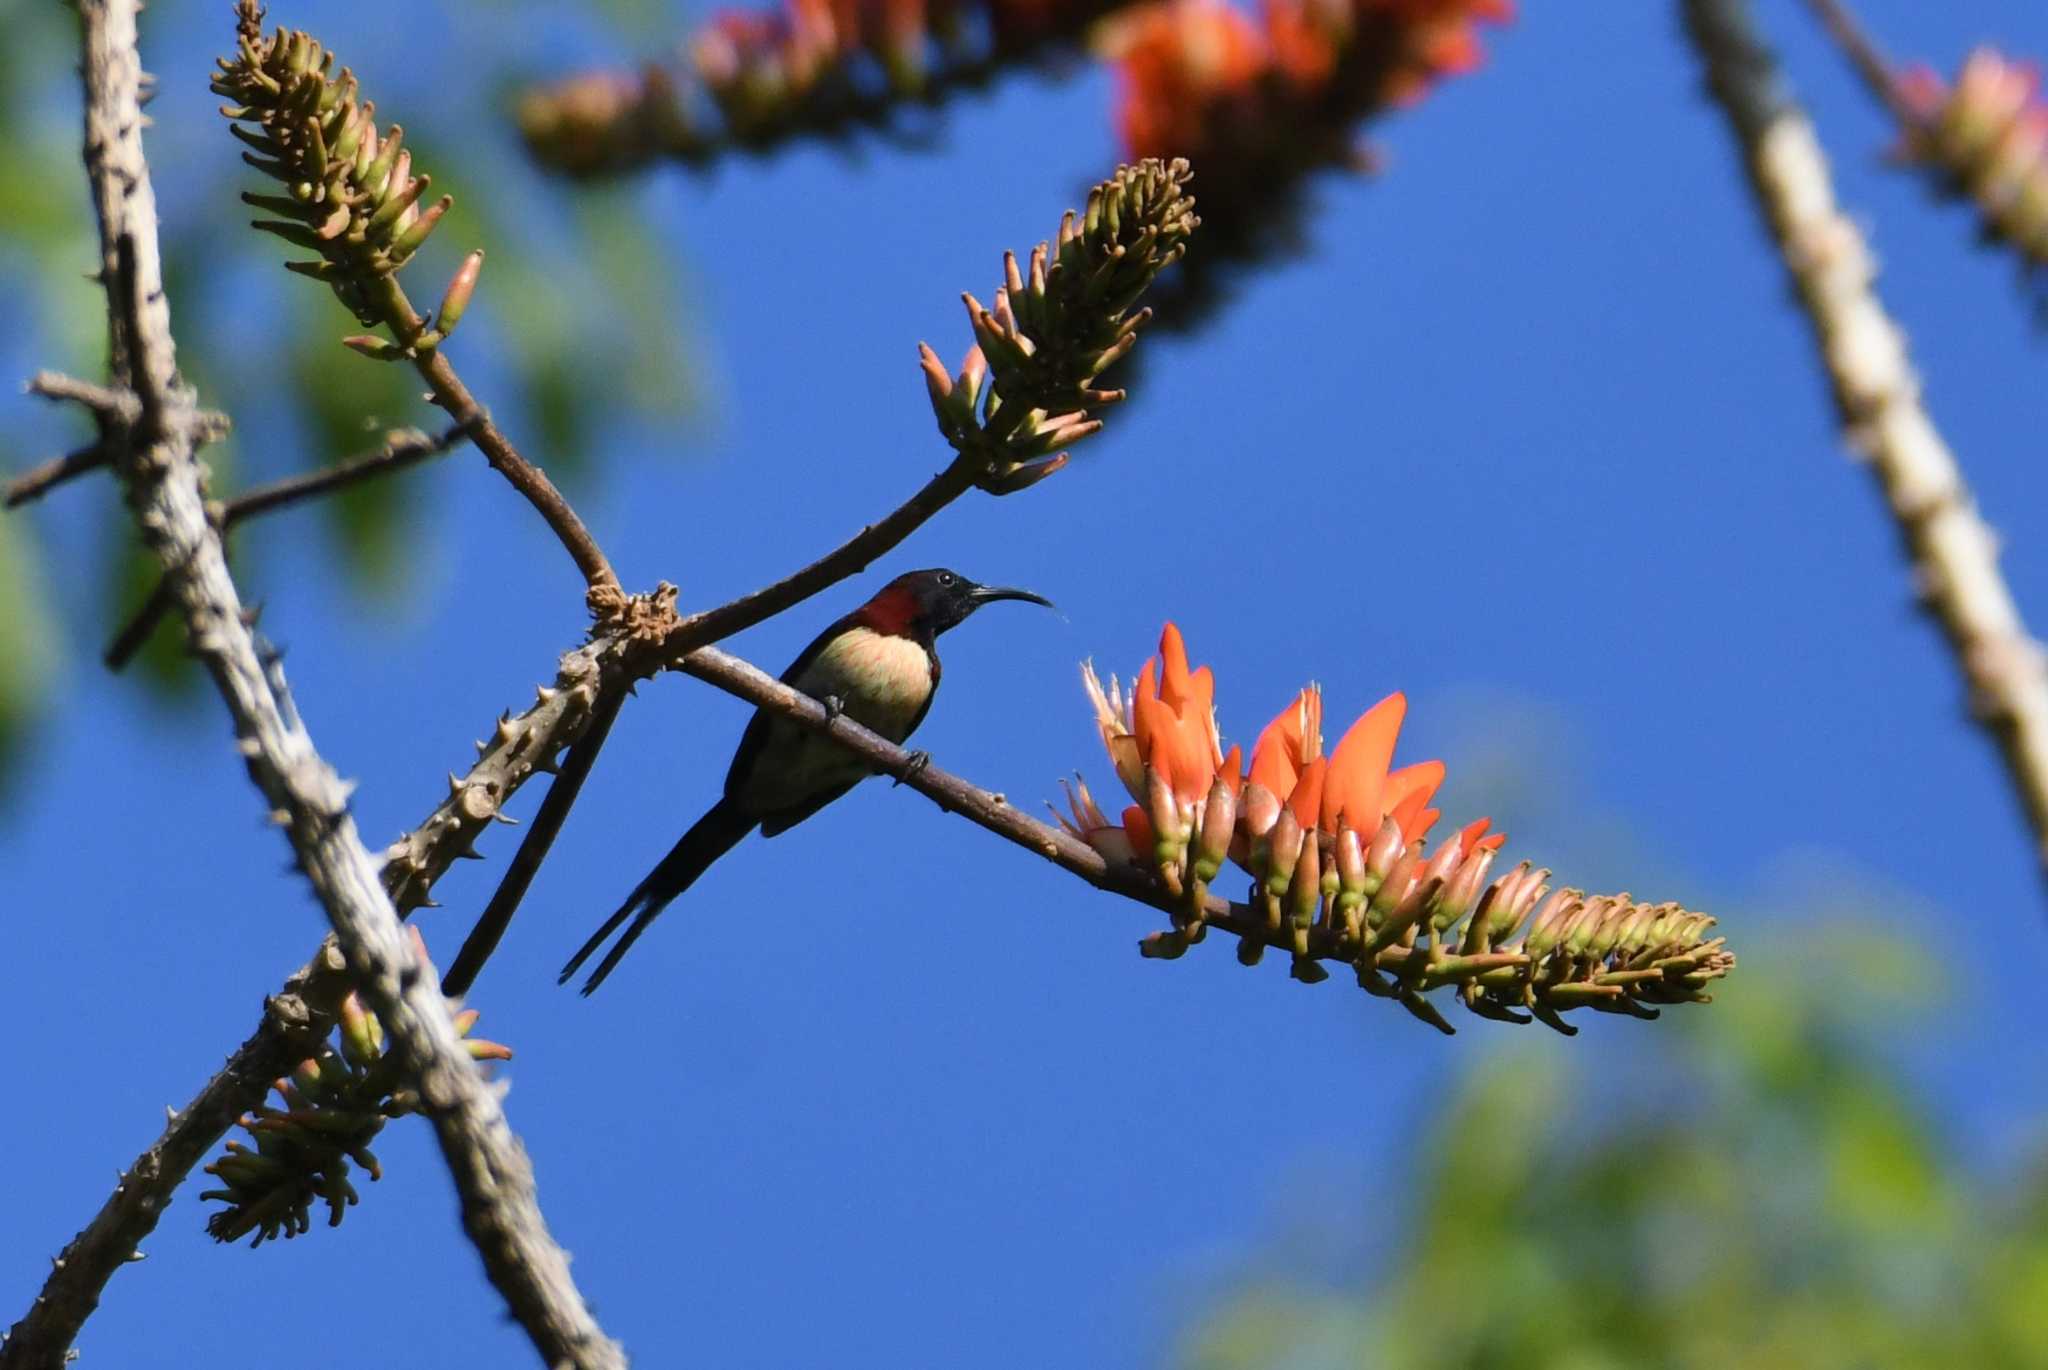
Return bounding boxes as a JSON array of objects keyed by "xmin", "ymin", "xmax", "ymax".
[{"xmin": 718, "ymin": 615, "xmax": 853, "ymax": 799}]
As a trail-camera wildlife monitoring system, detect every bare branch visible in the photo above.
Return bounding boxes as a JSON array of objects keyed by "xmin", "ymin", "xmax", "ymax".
[
  {"xmin": 223, "ymin": 421, "xmax": 472, "ymax": 524},
  {"xmin": 1799, "ymin": 0, "xmax": 1920, "ymax": 126},
  {"xmin": 4, "ymin": 444, "xmax": 108, "ymax": 508},
  {"xmin": 26, "ymin": 368, "xmax": 141, "ymax": 418},
  {"xmin": 1686, "ymin": 0, "xmax": 2048, "ymax": 884},
  {"xmin": 104, "ymin": 422, "xmax": 475, "ymax": 669},
  {"xmin": 0, "ymin": 962, "xmax": 335, "ymax": 1370},
  {"xmin": 409, "ymin": 334, "xmax": 617, "ymax": 592},
  {"xmin": 657, "ymin": 458, "xmax": 980, "ymax": 652},
  {"xmin": 3, "ymin": 5, "xmax": 624, "ymax": 1367},
  {"xmin": 211, "ymin": 22, "xmax": 617, "ymax": 593},
  {"xmin": 671, "ymin": 644, "xmax": 1731, "ymax": 1024}
]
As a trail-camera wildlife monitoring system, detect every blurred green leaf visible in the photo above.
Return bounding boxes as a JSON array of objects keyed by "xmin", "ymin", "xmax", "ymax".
[
  {"xmin": 0, "ymin": 484, "xmax": 59, "ymax": 784},
  {"xmin": 1178, "ymin": 918, "xmax": 2048, "ymax": 1370}
]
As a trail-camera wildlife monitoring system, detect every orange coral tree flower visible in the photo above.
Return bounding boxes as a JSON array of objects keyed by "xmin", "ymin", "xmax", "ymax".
[{"xmin": 1132, "ymin": 623, "xmax": 1225, "ymax": 806}]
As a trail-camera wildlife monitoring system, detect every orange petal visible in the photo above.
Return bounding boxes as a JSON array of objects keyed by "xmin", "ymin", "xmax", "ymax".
[
  {"xmin": 1158, "ymin": 624, "xmax": 1193, "ymax": 713},
  {"xmin": 1132, "ymin": 657, "xmax": 1160, "ymax": 754},
  {"xmin": 1321, "ymin": 692, "xmax": 1406, "ymax": 832},
  {"xmin": 1381, "ymin": 760, "xmax": 1444, "ymax": 821},
  {"xmin": 1122, "ymin": 803, "xmax": 1156, "ymax": 855},
  {"xmin": 1249, "ymin": 705, "xmax": 1300, "ymax": 798},
  {"xmin": 1286, "ymin": 756, "xmax": 1327, "ymax": 829},
  {"xmin": 1249, "ymin": 686, "xmax": 1320, "ymax": 798},
  {"xmin": 1455, "ymin": 816, "xmax": 1492, "ymax": 857},
  {"xmin": 1138, "ymin": 691, "xmax": 1211, "ymax": 803},
  {"xmin": 1477, "ymin": 831, "xmax": 1507, "ymax": 852},
  {"xmin": 1390, "ymin": 796, "xmax": 1441, "ymax": 845},
  {"xmin": 1218, "ymin": 744, "xmax": 1244, "ymax": 799}
]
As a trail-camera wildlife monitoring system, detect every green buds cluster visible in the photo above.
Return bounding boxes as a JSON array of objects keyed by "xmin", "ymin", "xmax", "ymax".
[
  {"xmin": 200, "ymin": 984, "xmax": 511, "ymax": 1246},
  {"xmin": 920, "ymin": 158, "xmax": 1199, "ymax": 495},
  {"xmin": 210, "ymin": 2, "xmax": 481, "ymax": 350}
]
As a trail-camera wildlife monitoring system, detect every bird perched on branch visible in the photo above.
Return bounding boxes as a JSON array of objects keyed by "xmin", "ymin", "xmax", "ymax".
[{"xmin": 562, "ymin": 568, "xmax": 1055, "ymax": 994}]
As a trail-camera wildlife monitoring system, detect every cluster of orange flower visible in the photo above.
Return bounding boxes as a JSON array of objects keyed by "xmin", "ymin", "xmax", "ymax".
[
  {"xmin": 519, "ymin": 0, "xmax": 1505, "ymax": 197},
  {"xmin": 1896, "ymin": 47, "xmax": 2048, "ymax": 269},
  {"xmin": 1096, "ymin": 0, "xmax": 1506, "ymax": 296},
  {"xmin": 1058, "ymin": 626, "xmax": 1732, "ymax": 1031},
  {"xmin": 1106, "ymin": 0, "xmax": 1509, "ymax": 174},
  {"xmin": 519, "ymin": 0, "xmax": 1129, "ymax": 174}
]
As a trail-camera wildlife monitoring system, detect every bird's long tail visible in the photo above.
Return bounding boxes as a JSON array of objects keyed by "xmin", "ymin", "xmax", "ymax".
[{"xmin": 559, "ymin": 798, "xmax": 756, "ymax": 995}]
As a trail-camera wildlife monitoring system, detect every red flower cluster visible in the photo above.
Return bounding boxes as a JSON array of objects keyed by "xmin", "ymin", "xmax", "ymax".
[
  {"xmin": 519, "ymin": 0, "xmax": 1131, "ymax": 174},
  {"xmin": 1104, "ymin": 0, "xmax": 1508, "ymax": 165},
  {"xmin": 1089, "ymin": 0, "xmax": 1508, "ymax": 320},
  {"xmin": 1896, "ymin": 47, "xmax": 2048, "ymax": 268},
  {"xmin": 1059, "ymin": 625, "xmax": 1732, "ymax": 1031}
]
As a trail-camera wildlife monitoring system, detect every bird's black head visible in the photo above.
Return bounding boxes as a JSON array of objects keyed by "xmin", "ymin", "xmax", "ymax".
[{"xmin": 863, "ymin": 568, "xmax": 1055, "ymax": 639}]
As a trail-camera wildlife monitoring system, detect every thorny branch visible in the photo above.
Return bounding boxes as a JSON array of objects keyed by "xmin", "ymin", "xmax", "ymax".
[
  {"xmin": 1685, "ymin": 0, "xmax": 2048, "ymax": 885},
  {"xmin": 1, "ymin": 4, "xmax": 623, "ymax": 1367}
]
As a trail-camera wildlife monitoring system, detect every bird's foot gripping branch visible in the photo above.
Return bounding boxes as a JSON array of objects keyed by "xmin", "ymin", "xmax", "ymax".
[{"xmin": 1059, "ymin": 625, "xmax": 1735, "ymax": 1034}]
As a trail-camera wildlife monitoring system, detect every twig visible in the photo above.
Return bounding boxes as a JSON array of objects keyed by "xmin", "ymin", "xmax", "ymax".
[
  {"xmin": 674, "ymin": 644, "xmax": 1203, "ymax": 906},
  {"xmin": 0, "ymin": 957, "xmax": 336, "ymax": 1370},
  {"xmin": 210, "ymin": 16, "xmax": 615, "ymax": 594},
  {"xmin": 2, "ymin": 5, "xmax": 625, "ymax": 1368},
  {"xmin": 223, "ymin": 421, "xmax": 472, "ymax": 523},
  {"xmin": 1685, "ymin": 0, "xmax": 2048, "ymax": 883},
  {"xmin": 5, "ymin": 444, "xmax": 107, "ymax": 508},
  {"xmin": 1799, "ymin": 0, "xmax": 1921, "ymax": 126},
  {"xmin": 443, "ymin": 686, "xmax": 626, "ymax": 997},
  {"xmin": 409, "ymin": 318, "xmax": 617, "ymax": 593},
  {"xmin": 659, "ymin": 457, "xmax": 979, "ymax": 653},
  {"xmin": 104, "ymin": 422, "xmax": 474, "ymax": 670},
  {"xmin": 26, "ymin": 369, "xmax": 140, "ymax": 418},
  {"xmin": 672, "ymin": 643, "xmax": 1730, "ymax": 1016}
]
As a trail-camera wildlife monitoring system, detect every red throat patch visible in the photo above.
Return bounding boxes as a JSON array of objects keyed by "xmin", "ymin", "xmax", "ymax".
[{"xmin": 853, "ymin": 584, "xmax": 920, "ymax": 637}]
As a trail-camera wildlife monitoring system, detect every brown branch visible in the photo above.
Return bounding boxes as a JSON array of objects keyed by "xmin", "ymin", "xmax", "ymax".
[
  {"xmin": 12, "ymin": 374, "xmax": 230, "ymax": 509},
  {"xmin": 397, "ymin": 291, "xmax": 616, "ymax": 593},
  {"xmin": 0, "ymin": 957, "xmax": 337, "ymax": 1370},
  {"xmin": 5, "ymin": 444, "xmax": 107, "ymax": 508},
  {"xmin": 1686, "ymin": 0, "xmax": 2048, "ymax": 884},
  {"xmin": 223, "ymin": 420, "xmax": 472, "ymax": 523},
  {"xmin": 25, "ymin": 369, "xmax": 140, "ymax": 417},
  {"xmin": 659, "ymin": 456, "xmax": 979, "ymax": 653},
  {"xmin": 1799, "ymin": 0, "xmax": 1921, "ymax": 126},
  {"xmin": 104, "ymin": 421, "xmax": 475, "ymax": 670},
  {"xmin": 672, "ymin": 644, "xmax": 1731, "ymax": 1021},
  {"xmin": 3, "ymin": 4, "xmax": 624, "ymax": 1367}
]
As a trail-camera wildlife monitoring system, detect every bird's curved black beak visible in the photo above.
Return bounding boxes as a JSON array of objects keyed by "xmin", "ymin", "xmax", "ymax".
[{"xmin": 966, "ymin": 583, "xmax": 1056, "ymax": 611}]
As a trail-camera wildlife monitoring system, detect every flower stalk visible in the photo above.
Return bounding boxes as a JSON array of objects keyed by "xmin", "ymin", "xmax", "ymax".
[
  {"xmin": 1061, "ymin": 625, "xmax": 1735, "ymax": 1032},
  {"xmin": 212, "ymin": 0, "xmax": 617, "ymax": 591}
]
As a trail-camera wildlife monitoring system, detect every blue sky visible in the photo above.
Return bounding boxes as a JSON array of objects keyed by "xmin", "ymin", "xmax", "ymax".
[{"xmin": 5, "ymin": 1, "xmax": 2048, "ymax": 1365}]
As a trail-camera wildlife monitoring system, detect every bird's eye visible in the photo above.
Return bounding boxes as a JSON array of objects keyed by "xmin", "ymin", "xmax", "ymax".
[{"xmin": 937, "ymin": 572, "xmax": 955, "ymax": 586}]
